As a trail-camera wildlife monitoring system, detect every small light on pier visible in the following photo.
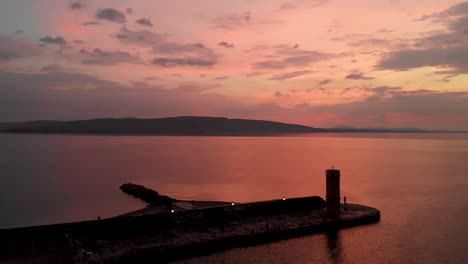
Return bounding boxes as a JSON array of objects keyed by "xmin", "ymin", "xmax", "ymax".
[
  {"xmin": 231, "ymin": 202, "xmax": 235, "ymax": 206},
  {"xmin": 171, "ymin": 209, "xmax": 175, "ymax": 213},
  {"xmin": 282, "ymin": 197, "xmax": 286, "ymax": 201}
]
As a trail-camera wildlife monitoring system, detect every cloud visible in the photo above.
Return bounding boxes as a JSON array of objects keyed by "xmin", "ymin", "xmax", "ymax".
[
  {"xmin": 448, "ymin": 15, "xmax": 468, "ymax": 34},
  {"xmin": 282, "ymin": 51, "xmax": 333, "ymax": 66},
  {"xmin": 376, "ymin": 28, "xmax": 395, "ymax": 33},
  {"xmin": 0, "ymin": 35, "xmax": 42, "ymax": 62},
  {"xmin": 159, "ymin": 43, "xmax": 215, "ymax": 56},
  {"xmin": 318, "ymin": 79, "xmax": 332, "ymax": 86},
  {"xmin": 96, "ymin": 8, "xmax": 126, "ymax": 23},
  {"xmin": 82, "ymin": 21, "xmax": 100, "ymax": 26},
  {"xmin": 416, "ymin": 1, "xmax": 468, "ymax": 21},
  {"xmin": 348, "ymin": 38, "xmax": 409, "ymax": 50},
  {"xmin": 0, "ymin": 70, "xmax": 243, "ymax": 122},
  {"xmin": 211, "ymin": 11, "xmax": 282, "ymax": 31},
  {"xmin": 77, "ymin": 48, "xmax": 141, "ymax": 65},
  {"xmin": 331, "ymin": 33, "xmax": 410, "ymax": 51},
  {"xmin": 115, "ymin": 26, "xmax": 165, "ymax": 46},
  {"xmin": 275, "ymin": 91, "xmax": 288, "ymax": 97},
  {"xmin": 218, "ymin": 41, "xmax": 235, "ymax": 48},
  {"xmin": 252, "ymin": 60, "xmax": 288, "ymax": 70},
  {"xmin": 15, "ymin": 29, "xmax": 24, "ymax": 34},
  {"xmin": 41, "ymin": 64, "xmax": 64, "ymax": 72},
  {"xmin": 377, "ymin": 2, "xmax": 468, "ymax": 74},
  {"xmin": 444, "ymin": 1, "xmax": 468, "ymax": 16},
  {"xmin": 345, "ymin": 72, "xmax": 375, "ymax": 80},
  {"xmin": 144, "ymin": 76, "xmax": 162, "ymax": 81},
  {"xmin": 306, "ymin": 88, "xmax": 468, "ymax": 129},
  {"xmin": 252, "ymin": 45, "xmax": 336, "ymax": 69},
  {"xmin": 136, "ymin": 18, "xmax": 153, "ymax": 27},
  {"xmin": 212, "ymin": 11, "xmax": 251, "ymax": 30},
  {"xmin": 1, "ymin": 69, "xmax": 468, "ymax": 129},
  {"xmin": 0, "ymin": 70, "xmax": 121, "ymax": 91},
  {"xmin": 70, "ymin": 2, "xmax": 84, "ymax": 10},
  {"xmin": 302, "ymin": 0, "xmax": 329, "ymax": 8},
  {"xmin": 152, "ymin": 42, "xmax": 218, "ymax": 67},
  {"xmin": 39, "ymin": 36, "xmax": 66, "ymax": 45},
  {"xmin": 261, "ymin": 86, "xmax": 468, "ymax": 129},
  {"xmin": 74, "ymin": 40, "xmax": 84, "ymax": 44},
  {"xmin": 245, "ymin": 71, "xmax": 268, "ymax": 77},
  {"xmin": 152, "ymin": 57, "xmax": 216, "ymax": 67},
  {"xmin": 377, "ymin": 47, "xmax": 468, "ymax": 72},
  {"xmin": 267, "ymin": 70, "xmax": 315, "ymax": 81},
  {"xmin": 280, "ymin": 3, "xmax": 296, "ymax": 10},
  {"xmin": 281, "ymin": 0, "xmax": 328, "ymax": 10},
  {"xmin": 175, "ymin": 83, "xmax": 221, "ymax": 93},
  {"xmin": 154, "ymin": 42, "xmax": 207, "ymax": 54},
  {"xmin": 125, "ymin": 8, "xmax": 133, "ymax": 15}
]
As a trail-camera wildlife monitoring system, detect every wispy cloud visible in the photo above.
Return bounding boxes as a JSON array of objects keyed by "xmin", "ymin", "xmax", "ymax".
[
  {"xmin": 76, "ymin": 48, "xmax": 141, "ymax": 66},
  {"xmin": 267, "ymin": 70, "xmax": 315, "ymax": 81},
  {"xmin": 82, "ymin": 21, "xmax": 100, "ymax": 26},
  {"xmin": 115, "ymin": 26, "xmax": 165, "ymax": 46},
  {"xmin": 41, "ymin": 64, "xmax": 64, "ymax": 72},
  {"xmin": 218, "ymin": 41, "xmax": 235, "ymax": 48},
  {"xmin": 212, "ymin": 11, "xmax": 252, "ymax": 30},
  {"xmin": 136, "ymin": 18, "xmax": 153, "ymax": 27},
  {"xmin": 152, "ymin": 57, "xmax": 216, "ymax": 67},
  {"xmin": 0, "ymin": 35, "xmax": 42, "ymax": 62},
  {"xmin": 345, "ymin": 72, "xmax": 375, "ymax": 80},
  {"xmin": 280, "ymin": 3, "xmax": 296, "ymax": 10},
  {"xmin": 0, "ymin": 70, "xmax": 240, "ymax": 121},
  {"xmin": 252, "ymin": 45, "xmax": 337, "ymax": 69},
  {"xmin": 39, "ymin": 36, "xmax": 66, "ymax": 45}
]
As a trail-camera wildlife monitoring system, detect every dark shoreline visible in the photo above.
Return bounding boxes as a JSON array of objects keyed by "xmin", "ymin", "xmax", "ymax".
[
  {"xmin": 2, "ymin": 116, "xmax": 464, "ymax": 135},
  {"xmin": 1, "ymin": 131, "xmax": 465, "ymax": 138}
]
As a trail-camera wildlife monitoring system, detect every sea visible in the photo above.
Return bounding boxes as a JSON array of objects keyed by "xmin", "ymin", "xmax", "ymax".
[{"xmin": 0, "ymin": 133, "xmax": 467, "ymax": 263}]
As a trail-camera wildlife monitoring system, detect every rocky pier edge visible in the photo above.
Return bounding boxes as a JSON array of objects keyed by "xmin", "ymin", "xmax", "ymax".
[
  {"xmin": 0, "ymin": 184, "xmax": 380, "ymax": 264},
  {"xmin": 0, "ymin": 196, "xmax": 380, "ymax": 264},
  {"xmin": 109, "ymin": 203, "xmax": 380, "ymax": 264}
]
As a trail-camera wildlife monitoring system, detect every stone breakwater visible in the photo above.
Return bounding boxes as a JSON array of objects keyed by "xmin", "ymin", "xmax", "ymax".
[
  {"xmin": 110, "ymin": 204, "xmax": 380, "ymax": 264},
  {"xmin": 0, "ymin": 197, "xmax": 379, "ymax": 264}
]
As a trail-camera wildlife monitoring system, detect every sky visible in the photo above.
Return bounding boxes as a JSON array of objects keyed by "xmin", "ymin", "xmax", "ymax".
[{"xmin": 1, "ymin": 0, "xmax": 468, "ymax": 130}]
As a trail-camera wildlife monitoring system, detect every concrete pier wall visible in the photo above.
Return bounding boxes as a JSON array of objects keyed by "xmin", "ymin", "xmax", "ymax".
[{"xmin": 0, "ymin": 198, "xmax": 380, "ymax": 264}]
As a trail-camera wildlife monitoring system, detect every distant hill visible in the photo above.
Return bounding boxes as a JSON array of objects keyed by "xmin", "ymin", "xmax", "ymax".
[
  {"xmin": 0, "ymin": 116, "xmax": 325, "ymax": 135},
  {"xmin": 0, "ymin": 116, "xmax": 462, "ymax": 135}
]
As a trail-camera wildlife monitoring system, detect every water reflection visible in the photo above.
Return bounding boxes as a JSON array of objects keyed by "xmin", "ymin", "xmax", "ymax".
[
  {"xmin": 1, "ymin": 134, "xmax": 468, "ymax": 263},
  {"xmin": 325, "ymin": 229, "xmax": 345, "ymax": 264}
]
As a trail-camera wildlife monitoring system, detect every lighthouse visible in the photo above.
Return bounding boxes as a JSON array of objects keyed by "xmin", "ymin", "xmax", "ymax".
[{"xmin": 326, "ymin": 168, "xmax": 341, "ymax": 214}]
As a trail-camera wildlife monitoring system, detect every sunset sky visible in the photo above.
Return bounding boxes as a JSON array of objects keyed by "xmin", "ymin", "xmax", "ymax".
[{"xmin": 1, "ymin": 0, "xmax": 468, "ymax": 129}]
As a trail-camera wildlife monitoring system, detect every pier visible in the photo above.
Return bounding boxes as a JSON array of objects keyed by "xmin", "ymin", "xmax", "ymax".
[{"xmin": 0, "ymin": 168, "xmax": 381, "ymax": 263}]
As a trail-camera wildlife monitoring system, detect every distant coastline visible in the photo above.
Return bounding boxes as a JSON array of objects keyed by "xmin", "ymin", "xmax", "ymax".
[{"xmin": 0, "ymin": 116, "xmax": 465, "ymax": 135}]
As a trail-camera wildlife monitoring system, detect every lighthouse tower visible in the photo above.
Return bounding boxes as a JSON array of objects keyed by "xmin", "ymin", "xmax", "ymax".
[{"xmin": 326, "ymin": 168, "xmax": 341, "ymax": 214}]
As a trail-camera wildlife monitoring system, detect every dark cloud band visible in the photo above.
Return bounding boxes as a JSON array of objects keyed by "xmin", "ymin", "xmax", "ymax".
[{"xmin": 96, "ymin": 8, "xmax": 126, "ymax": 23}]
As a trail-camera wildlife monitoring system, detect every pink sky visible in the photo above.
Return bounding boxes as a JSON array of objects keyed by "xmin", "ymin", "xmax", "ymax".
[{"xmin": 1, "ymin": 0, "xmax": 468, "ymax": 130}]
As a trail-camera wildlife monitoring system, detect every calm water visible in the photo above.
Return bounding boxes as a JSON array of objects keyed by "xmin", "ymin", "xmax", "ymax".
[{"xmin": 1, "ymin": 133, "xmax": 468, "ymax": 263}]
